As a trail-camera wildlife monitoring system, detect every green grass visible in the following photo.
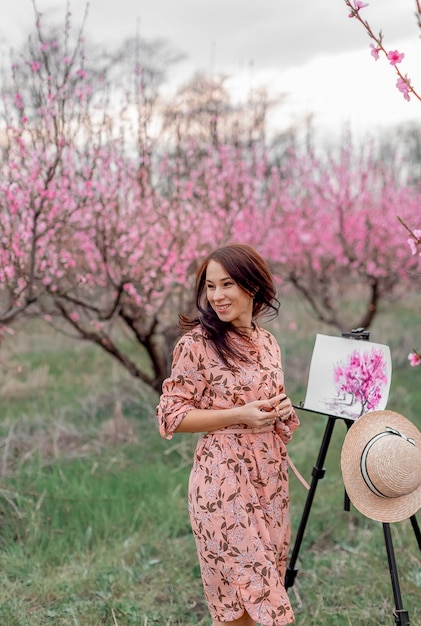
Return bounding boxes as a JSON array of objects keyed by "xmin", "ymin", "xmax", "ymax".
[{"xmin": 0, "ymin": 297, "xmax": 420, "ymax": 625}]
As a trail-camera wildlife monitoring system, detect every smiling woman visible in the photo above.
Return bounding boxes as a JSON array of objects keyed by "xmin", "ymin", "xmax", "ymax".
[{"xmin": 156, "ymin": 243, "xmax": 300, "ymax": 626}]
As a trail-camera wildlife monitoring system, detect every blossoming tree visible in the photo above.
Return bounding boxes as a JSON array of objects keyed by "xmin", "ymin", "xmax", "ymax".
[
  {"xmin": 0, "ymin": 3, "xmax": 282, "ymax": 387},
  {"xmin": 264, "ymin": 138, "xmax": 421, "ymax": 331}
]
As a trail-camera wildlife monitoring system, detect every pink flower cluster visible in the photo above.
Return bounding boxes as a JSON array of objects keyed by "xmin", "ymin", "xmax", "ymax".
[{"xmin": 369, "ymin": 46, "xmax": 405, "ymax": 68}]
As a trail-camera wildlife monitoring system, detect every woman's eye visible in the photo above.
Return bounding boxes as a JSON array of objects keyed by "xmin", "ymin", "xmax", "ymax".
[{"xmin": 207, "ymin": 282, "xmax": 233, "ymax": 290}]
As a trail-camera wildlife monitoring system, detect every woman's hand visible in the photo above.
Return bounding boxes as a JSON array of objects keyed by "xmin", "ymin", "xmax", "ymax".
[
  {"xmin": 240, "ymin": 393, "xmax": 294, "ymax": 429},
  {"xmin": 269, "ymin": 393, "xmax": 294, "ymax": 422}
]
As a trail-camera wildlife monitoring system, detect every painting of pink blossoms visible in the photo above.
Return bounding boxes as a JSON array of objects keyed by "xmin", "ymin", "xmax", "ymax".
[{"xmin": 303, "ymin": 334, "xmax": 392, "ymax": 420}]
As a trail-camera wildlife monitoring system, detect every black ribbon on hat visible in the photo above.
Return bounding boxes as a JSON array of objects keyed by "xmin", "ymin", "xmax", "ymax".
[{"xmin": 360, "ymin": 427, "xmax": 416, "ymax": 498}]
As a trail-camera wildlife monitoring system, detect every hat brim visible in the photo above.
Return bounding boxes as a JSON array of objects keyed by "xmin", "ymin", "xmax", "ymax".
[{"xmin": 341, "ymin": 410, "xmax": 421, "ymax": 523}]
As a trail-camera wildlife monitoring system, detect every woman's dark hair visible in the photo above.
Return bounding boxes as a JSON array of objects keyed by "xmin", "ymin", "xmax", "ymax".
[{"xmin": 180, "ymin": 243, "xmax": 280, "ymax": 366}]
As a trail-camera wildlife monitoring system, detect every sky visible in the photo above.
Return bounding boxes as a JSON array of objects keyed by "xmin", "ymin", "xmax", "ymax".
[{"xmin": 2, "ymin": 0, "xmax": 421, "ymax": 141}]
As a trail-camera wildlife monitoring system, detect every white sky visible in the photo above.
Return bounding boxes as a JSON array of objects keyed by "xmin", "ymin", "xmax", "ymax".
[{"xmin": 2, "ymin": 0, "xmax": 421, "ymax": 140}]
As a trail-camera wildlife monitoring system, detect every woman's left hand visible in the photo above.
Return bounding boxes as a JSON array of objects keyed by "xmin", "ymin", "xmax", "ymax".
[{"xmin": 267, "ymin": 393, "xmax": 294, "ymax": 422}]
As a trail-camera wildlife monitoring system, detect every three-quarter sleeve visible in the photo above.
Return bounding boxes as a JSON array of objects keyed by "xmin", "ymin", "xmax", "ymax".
[{"xmin": 156, "ymin": 333, "xmax": 205, "ymax": 440}]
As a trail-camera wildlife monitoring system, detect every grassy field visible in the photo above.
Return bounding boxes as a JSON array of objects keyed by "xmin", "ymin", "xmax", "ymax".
[{"xmin": 0, "ymin": 293, "xmax": 420, "ymax": 626}]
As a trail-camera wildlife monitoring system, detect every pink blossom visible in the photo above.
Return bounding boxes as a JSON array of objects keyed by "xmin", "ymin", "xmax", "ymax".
[
  {"xmin": 40, "ymin": 42, "xmax": 50, "ymax": 52},
  {"xmin": 387, "ymin": 50, "xmax": 404, "ymax": 66},
  {"xmin": 31, "ymin": 61, "xmax": 41, "ymax": 72},
  {"xmin": 370, "ymin": 44, "xmax": 380, "ymax": 61},
  {"xmin": 349, "ymin": 0, "xmax": 369, "ymax": 16},
  {"xmin": 69, "ymin": 311, "xmax": 79, "ymax": 322},
  {"xmin": 408, "ymin": 351, "xmax": 421, "ymax": 367},
  {"xmin": 396, "ymin": 75, "xmax": 411, "ymax": 101},
  {"xmin": 407, "ymin": 230, "xmax": 421, "ymax": 254}
]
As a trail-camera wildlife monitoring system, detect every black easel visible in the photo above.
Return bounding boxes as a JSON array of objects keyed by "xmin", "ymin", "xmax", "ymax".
[{"xmin": 285, "ymin": 328, "xmax": 421, "ymax": 626}]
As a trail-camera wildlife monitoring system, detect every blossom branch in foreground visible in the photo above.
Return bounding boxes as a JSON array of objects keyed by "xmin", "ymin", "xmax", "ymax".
[
  {"xmin": 344, "ymin": 2, "xmax": 421, "ymax": 369},
  {"xmin": 344, "ymin": 0, "xmax": 421, "ymax": 103}
]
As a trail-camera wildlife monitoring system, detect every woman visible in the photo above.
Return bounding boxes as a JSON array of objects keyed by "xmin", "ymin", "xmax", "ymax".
[{"xmin": 156, "ymin": 243, "xmax": 300, "ymax": 626}]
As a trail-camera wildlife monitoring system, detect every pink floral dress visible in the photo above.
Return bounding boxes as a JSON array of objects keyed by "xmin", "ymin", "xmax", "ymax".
[{"xmin": 156, "ymin": 324, "xmax": 300, "ymax": 625}]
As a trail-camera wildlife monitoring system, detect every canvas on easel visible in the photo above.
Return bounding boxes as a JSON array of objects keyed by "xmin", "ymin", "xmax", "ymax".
[{"xmin": 303, "ymin": 333, "xmax": 392, "ymax": 420}]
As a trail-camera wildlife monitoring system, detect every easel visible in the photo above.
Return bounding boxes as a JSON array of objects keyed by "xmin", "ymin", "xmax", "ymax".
[{"xmin": 285, "ymin": 329, "xmax": 421, "ymax": 626}]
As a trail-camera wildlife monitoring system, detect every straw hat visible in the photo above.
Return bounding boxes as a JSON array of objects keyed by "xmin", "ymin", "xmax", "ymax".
[{"xmin": 341, "ymin": 410, "xmax": 421, "ymax": 523}]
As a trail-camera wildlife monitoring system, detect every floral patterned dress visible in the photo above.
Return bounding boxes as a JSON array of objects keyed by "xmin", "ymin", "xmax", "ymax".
[{"xmin": 156, "ymin": 324, "xmax": 300, "ymax": 625}]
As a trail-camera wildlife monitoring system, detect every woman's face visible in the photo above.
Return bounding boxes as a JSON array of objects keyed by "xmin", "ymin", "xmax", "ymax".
[{"xmin": 205, "ymin": 260, "xmax": 253, "ymax": 328}]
